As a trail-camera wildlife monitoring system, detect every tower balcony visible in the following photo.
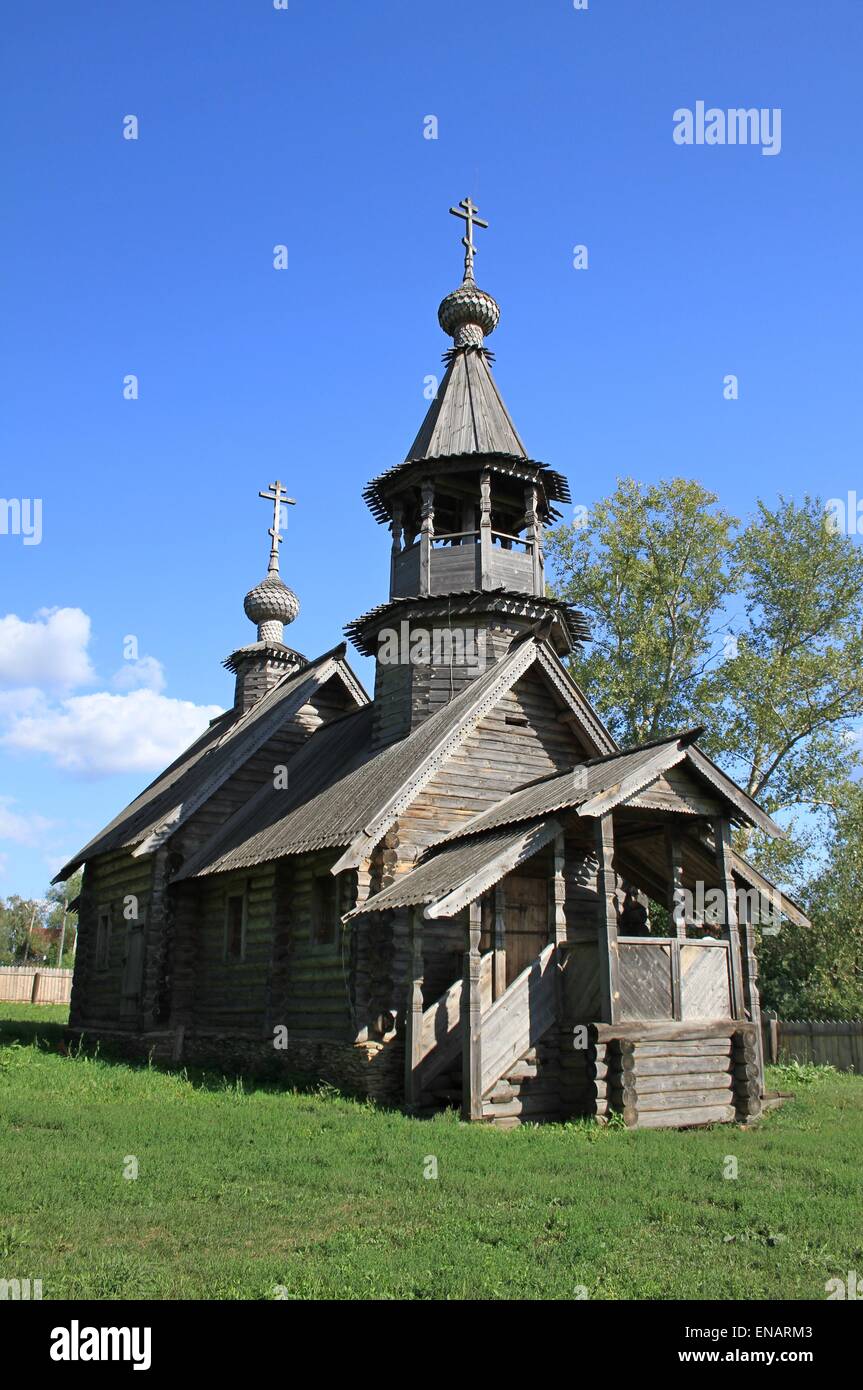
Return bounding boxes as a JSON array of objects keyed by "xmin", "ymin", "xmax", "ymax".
[{"xmin": 391, "ymin": 529, "xmax": 543, "ymax": 600}]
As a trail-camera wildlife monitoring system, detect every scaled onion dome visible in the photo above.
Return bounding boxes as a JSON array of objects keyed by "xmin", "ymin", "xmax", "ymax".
[
  {"xmin": 243, "ymin": 568, "xmax": 300, "ymax": 646},
  {"xmin": 438, "ymin": 274, "xmax": 500, "ymax": 348}
]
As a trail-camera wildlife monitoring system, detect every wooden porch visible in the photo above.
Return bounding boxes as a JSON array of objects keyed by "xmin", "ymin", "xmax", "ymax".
[{"xmin": 401, "ymin": 812, "xmax": 765, "ymax": 1129}]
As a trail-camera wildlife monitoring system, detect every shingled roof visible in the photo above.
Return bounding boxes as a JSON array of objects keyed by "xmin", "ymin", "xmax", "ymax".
[
  {"xmin": 407, "ymin": 346, "xmax": 527, "ymax": 460},
  {"xmin": 345, "ymin": 818, "xmax": 561, "ymax": 919},
  {"xmin": 53, "ymin": 645, "xmax": 368, "ymax": 881},
  {"xmin": 174, "ymin": 639, "xmax": 545, "ymax": 880}
]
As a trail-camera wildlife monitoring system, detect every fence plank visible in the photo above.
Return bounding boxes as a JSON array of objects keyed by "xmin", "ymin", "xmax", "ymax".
[{"xmin": 0, "ymin": 967, "xmax": 73, "ymax": 1005}]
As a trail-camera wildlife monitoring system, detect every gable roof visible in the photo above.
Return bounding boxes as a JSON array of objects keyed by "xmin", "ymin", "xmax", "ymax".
[
  {"xmin": 175, "ymin": 638, "xmax": 545, "ymax": 880},
  {"xmin": 346, "ymin": 818, "xmax": 561, "ymax": 920},
  {"xmin": 53, "ymin": 645, "xmax": 369, "ymax": 882},
  {"xmin": 175, "ymin": 634, "xmax": 606, "ymax": 882},
  {"xmin": 438, "ymin": 730, "xmax": 784, "ymax": 842}
]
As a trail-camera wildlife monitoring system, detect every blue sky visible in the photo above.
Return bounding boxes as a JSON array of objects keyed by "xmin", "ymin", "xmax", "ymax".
[{"xmin": 1, "ymin": 0, "xmax": 861, "ymax": 897}]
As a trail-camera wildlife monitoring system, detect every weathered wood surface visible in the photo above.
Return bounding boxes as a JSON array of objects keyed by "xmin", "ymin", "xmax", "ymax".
[
  {"xmin": 760, "ymin": 1017, "xmax": 863, "ymax": 1075},
  {"xmin": 480, "ymin": 943, "xmax": 557, "ymax": 1096},
  {"xmin": 627, "ymin": 1103, "xmax": 736, "ymax": 1130},
  {"xmin": 416, "ymin": 951, "xmax": 492, "ymax": 1089}
]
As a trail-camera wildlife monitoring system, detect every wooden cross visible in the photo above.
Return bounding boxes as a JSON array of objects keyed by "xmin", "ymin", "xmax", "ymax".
[
  {"xmin": 258, "ymin": 480, "xmax": 296, "ymax": 569},
  {"xmin": 449, "ymin": 196, "xmax": 488, "ymax": 279}
]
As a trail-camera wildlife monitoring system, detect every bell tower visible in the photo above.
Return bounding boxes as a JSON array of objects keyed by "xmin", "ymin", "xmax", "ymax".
[{"xmin": 346, "ymin": 198, "xmax": 588, "ymax": 747}]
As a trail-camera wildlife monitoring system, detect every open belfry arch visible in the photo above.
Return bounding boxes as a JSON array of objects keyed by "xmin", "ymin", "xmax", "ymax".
[{"xmin": 60, "ymin": 199, "xmax": 809, "ymax": 1128}]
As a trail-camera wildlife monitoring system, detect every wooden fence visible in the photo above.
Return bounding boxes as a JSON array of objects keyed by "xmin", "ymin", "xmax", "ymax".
[
  {"xmin": 0, "ymin": 966, "xmax": 73, "ymax": 1005},
  {"xmin": 761, "ymin": 1015, "xmax": 863, "ymax": 1074}
]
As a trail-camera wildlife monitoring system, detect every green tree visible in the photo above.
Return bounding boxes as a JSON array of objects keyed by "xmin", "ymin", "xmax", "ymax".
[
  {"xmin": 758, "ymin": 786, "xmax": 863, "ymax": 1019},
  {"xmin": 547, "ymin": 477, "xmax": 738, "ymax": 746},
  {"xmin": 0, "ymin": 895, "xmax": 47, "ymax": 964},
  {"xmin": 697, "ymin": 496, "xmax": 863, "ymax": 858}
]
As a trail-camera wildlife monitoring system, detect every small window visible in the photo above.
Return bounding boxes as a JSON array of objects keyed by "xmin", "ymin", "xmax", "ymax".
[
  {"xmin": 96, "ymin": 910, "xmax": 112, "ymax": 971},
  {"xmin": 224, "ymin": 892, "xmax": 247, "ymax": 962},
  {"xmin": 311, "ymin": 875, "xmax": 338, "ymax": 948}
]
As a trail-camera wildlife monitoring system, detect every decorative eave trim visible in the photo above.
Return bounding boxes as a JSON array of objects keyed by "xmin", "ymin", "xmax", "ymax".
[
  {"xmin": 345, "ymin": 591, "xmax": 590, "ymax": 657},
  {"xmin": 686, "ymin": 747, "xmax": 785, "ymax": 838},
  {"xmin": 330, "ymin": 640, "xmax": 541, "ymax": 875},
  {"xmin": 533, "ymin": 644, "xmax": 617, "ymax": 757}
]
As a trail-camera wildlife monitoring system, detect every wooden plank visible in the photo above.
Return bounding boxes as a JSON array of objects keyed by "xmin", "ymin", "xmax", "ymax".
[{"xmin": 627, "ymin": 1103, "xmax": 736, "ymax": 1130}]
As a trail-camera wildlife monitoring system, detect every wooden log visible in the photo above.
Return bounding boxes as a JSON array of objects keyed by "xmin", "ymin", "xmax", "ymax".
[
  {"xmin": 482, "ymin": 1095, "xmax": 562, "ymax": 1119},
  {"xmin": 631, "ymin": 1039, "xmax": 733, "ymax": 1058},
  {"xmin": 635, "ymin": 1087, "xmax": 733, "ymax": 1112},
  {"xmin": 733, "ymin": 1062, "xmax": 760, "ymax": 1082},
  {"xmin": 621, "ymin": 1054, "xmax": 732, "ymax": 1076},
  {"xmin": 591, "ymin": 1020, "xmax": 749, "ymax": 1043},
  {"xmin": 626, "ymin": 1103, "xmax": 736, "ymax": 1129},
  {"xmin": 633, "ymin": 1072, "xmax": 733, "ymax": 1096}
]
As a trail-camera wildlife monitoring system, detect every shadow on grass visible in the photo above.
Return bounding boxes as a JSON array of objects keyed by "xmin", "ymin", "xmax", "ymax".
[{"xmin": 0, "ymin": 1011, "xmax": 385, "ymax": 1106}]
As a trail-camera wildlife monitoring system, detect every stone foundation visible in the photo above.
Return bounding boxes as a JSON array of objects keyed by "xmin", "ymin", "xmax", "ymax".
[{"xmin": 65, "ymin": 1025, "xmax": 405, "ymax": 1106}]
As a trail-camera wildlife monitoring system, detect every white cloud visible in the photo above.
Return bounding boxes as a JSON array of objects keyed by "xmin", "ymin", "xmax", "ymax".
[
  {"xmin": 0, "ymin": 796, "xmax": 53, "ymax": 845},
  {"xmin": 1, "ymin": 689, "xmax": 223, "ymax": 775},
  {"xmin": 111, "ymin": 656, "xmax": 167, "ymax": 694},
  {"xmin": 0, "ymin": 608, "xmax": 95, "ymax": 690}
]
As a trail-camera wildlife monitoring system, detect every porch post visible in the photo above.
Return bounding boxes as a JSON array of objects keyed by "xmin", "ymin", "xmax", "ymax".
[
  {"xmin": 549, "ymin": 830, "xmax": 567, "ymax": 947},
  {"xmin": 404, "ymin": 908, "xmax": 424, "ymax": 1111},
  {"xmin": 595, "ymin": 814, "xmax": 620, "ymax": 1023},
  {"xmin": 665, "ymin": 825, "xmax": 687, "ymax": 938},
  {"xmin": 493, "ymin": 882, "xmax": 506, "ymax": 1000},
  {"xmin": 741, "ymin": 906, "xmax": 766, "ymax": 1096},
  {"xmin": 462, "ymin": 900, "xmax": 483, "ymax": 1121},
  {"xmin": 715, "ymin": 817, "xmax": 745, "ymax": 1020}
]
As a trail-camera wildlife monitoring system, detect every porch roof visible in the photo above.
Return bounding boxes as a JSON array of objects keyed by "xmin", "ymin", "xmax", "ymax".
[
  {"xmin": 345, "ymin": 817, "xmax": 561, "ymax": 920},
  {"xmin": 440, "ymin": 732, "xmax": 784, "ymax": 842}
]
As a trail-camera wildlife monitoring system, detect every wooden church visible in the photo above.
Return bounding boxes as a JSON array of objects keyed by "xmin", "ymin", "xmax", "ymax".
[{"xmin": 60, "ymin": 199, "xmax": 808, "ymax": 1129}]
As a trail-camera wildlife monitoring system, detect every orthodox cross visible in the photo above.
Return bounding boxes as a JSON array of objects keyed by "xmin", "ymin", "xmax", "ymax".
[
  {"xmin": 449, "ymin": 196, "xmax": 488, "ymax": 280},
  {"xmin": 258, "ymin": 480, "xmax": 296, "ymax": 572}
]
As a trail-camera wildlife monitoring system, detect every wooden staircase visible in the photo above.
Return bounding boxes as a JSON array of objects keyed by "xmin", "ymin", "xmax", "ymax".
[{"xmin": 415, "ymin": 943, "xmax": 561, "ymax": 1125}]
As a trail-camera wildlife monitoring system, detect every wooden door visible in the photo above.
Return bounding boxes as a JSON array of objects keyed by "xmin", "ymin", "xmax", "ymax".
[{"xmin": 503, "ymin": 877, "xmax": 548, "ymax": 987}]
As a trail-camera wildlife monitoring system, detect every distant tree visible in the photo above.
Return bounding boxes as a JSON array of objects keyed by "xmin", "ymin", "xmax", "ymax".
[
  {"xmin": 696, "ymin": 496, "xmax": 863, "ymax": 862},
  {"xmin": 758, "ymin": 787, "xmax": 863, "ymax": 1019},
  {"xmin": 547, "ymin": 476, "xmax": 738, "ymax": 746},
  {"xmin": 0, "ymin": 895, "xmax": 47, "ymax": 964}
]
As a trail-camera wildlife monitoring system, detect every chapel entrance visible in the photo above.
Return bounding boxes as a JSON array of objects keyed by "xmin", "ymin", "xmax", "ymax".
[{"xmin": 503, "ymin": 876, "xmax": 548, "ymax": 986}]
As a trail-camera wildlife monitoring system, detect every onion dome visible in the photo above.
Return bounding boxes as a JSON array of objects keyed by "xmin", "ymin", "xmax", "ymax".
[
  {"xmin": 437, "ymin": 197, "xmax": 499, "ymax": 348},
  {"xmin": 438, "ymin": 277, "xmax": 500, "ymax": 347},
  {"xmin": 244, "ymin": 570, "xmax": 300, "ymax": 646}
]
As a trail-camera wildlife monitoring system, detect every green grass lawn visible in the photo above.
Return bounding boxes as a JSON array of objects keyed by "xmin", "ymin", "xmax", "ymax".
[{"xmin": 2, "ymin": 1002, "xmax": 861, "ymax": 1300}]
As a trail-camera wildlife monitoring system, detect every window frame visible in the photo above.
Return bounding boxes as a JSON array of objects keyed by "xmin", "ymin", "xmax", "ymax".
[
  {"xmin": 310, "ymin": 872, "xmax": 339, "ymax": 951},
  {"xmin": 95, "ymin": 907, "xmax": 112, "ymax": 972},
  {"xmin": 223, "ymin": 888, "xmax": 248, "ymax": 963}
]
